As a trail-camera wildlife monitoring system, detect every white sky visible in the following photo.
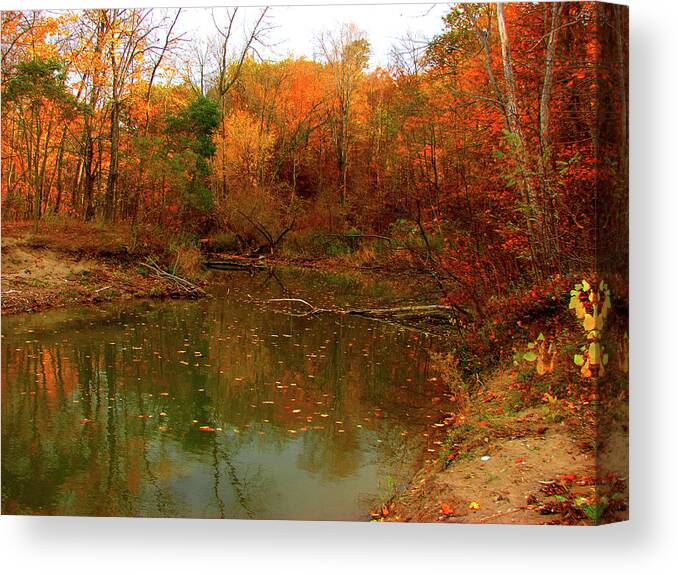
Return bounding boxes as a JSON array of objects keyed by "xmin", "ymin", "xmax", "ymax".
[
  {"xmin": 7, "ymin": 1, "xmax": 453, "ymax": 69},
  {"xmin": 178, "ymin": 3, "xmax": 451, "ymax": 67}
]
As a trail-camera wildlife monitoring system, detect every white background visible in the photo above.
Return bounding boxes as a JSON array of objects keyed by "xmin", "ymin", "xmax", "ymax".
[{"xmin": 1, "ymin": 1, "xmax": 677, "ymax": 573}]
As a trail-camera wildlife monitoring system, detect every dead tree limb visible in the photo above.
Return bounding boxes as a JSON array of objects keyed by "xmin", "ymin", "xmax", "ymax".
[
  {"xmin": 263, "ymin": 298, "xmax": 471, "ymax": 325},
  {"xmin": 141, "ymin": 258, "xmax": 208, "ymax": 297}
]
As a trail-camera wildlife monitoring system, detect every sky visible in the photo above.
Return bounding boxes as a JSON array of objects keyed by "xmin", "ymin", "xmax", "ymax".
[
  {"xmin": 176, "ymin": 3, "xmax": 451, "ymax": 68},
  {"xmin": 8, "ymin": 1, "xmax": 453, "ymax": 69}
]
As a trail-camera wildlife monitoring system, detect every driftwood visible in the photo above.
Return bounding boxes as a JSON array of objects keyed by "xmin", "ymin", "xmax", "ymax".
[
  {"xmin": 206, "ymin": 259, "xmax": 268, "ymax": 271},
  {"xmin": 140, "ymin": 259, "xmax": 208, "ymax": 297},
  {"xmin": 264, "ymin": 298, "xmax": 469, "ymax": 331}
]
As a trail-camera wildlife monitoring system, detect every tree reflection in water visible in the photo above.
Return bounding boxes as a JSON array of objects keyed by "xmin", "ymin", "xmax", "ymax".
[{"xmin": 2, "ymin": 268, "xmax": 444, "ymax": 519}]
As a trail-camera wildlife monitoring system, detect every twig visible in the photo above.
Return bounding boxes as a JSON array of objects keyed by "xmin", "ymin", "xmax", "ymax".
[{"xmin": 479, "ymin": 507, "xmax": 527, "ymax": 523}]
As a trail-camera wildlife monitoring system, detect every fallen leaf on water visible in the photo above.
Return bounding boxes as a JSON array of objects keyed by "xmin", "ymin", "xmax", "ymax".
[{"xmin": 199, "ymin": 426, "xmax": 215, "ymax": 432}]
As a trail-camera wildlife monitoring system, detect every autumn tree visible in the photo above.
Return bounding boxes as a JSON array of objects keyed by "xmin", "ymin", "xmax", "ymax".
[{"xmin": 317, "ymin": 23, "xmax": 370, "ymax": 207}]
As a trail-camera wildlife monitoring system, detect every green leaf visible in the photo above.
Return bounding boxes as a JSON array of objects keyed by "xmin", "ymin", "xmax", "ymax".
[
  {"xmin": 573, "ymin": 354, "xmax": 585, "ymax": 366},
  {"xmin": 537, "ymin": 333, "xmax": 545, "ymax": 341},
  {"xmin": 582, "ymin": 279, "xmax": 591, "ymax": 291},
  {"xmin": 523, "ymin": 351, "xmax": 537, "ymax": 362}
]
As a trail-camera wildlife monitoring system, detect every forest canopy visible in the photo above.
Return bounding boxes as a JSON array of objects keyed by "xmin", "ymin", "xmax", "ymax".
[{"xmin": 1, "ymin": 3, "xmax": 628, "ymax": 304}]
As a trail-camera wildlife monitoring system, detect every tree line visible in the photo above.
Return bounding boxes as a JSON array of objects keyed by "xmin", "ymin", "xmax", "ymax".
[{"xmin": 1, "ymin": 3, "xmax": 628, "ymax": 298}]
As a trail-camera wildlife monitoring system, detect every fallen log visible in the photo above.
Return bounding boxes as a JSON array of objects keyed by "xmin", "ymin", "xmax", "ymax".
[
  {"xmin": 346, "ymin": 304, "xmax": 469, "ymax": 318},
  {"xmin": 264, "ymin": 298, "xmax": 470, "ymax": 328},
  {"xmin": 206, "ymin": 259, "xmax": 268, "ymax": 271}
]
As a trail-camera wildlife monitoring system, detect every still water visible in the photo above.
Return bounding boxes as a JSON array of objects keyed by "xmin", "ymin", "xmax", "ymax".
[{"xmin": 2, "ymin": 268, "xmax": 444, "ymax": 519}]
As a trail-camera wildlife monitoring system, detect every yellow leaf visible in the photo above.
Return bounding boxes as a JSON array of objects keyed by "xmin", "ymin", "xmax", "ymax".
[{"xmin": 536, "ymin": 357, "xmax": 545, "ymax": 375}]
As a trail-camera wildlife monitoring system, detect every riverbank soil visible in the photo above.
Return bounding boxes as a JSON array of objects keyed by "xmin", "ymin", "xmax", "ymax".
[
  {"xmin": 381, "ymin": 365, "xmax": 629, "ymax": 525},
  {"xmin": 1, "ymin": 222, "xmax": 200, "ymax": 315}
]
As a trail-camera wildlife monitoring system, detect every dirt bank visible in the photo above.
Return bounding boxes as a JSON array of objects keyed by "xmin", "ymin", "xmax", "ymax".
[
  {"xmin": 1, "ymin": 223, "xmax": 203, "ymax": 315},
  {"xmin": 377, "ymin": 367, "xmax": 629, "ymax": 525}
]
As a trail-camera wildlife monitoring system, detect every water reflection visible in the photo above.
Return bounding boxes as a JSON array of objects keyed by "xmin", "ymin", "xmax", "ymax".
[{"xmin": 2, "ymin": 269, "xmax": 443, "ymax": 519}]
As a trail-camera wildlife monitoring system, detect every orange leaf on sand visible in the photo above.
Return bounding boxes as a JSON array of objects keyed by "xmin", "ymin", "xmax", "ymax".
[
  {"xmin": 468, "ymin": 501, "xmax": 480, "ymax": 510},
  {"xmin": 515, "ymin": 457, "xmax": 526, "ymax": 463},
  {"xmin": 440, "ymin": 502, "xmax": 455, "ymax": 516}
]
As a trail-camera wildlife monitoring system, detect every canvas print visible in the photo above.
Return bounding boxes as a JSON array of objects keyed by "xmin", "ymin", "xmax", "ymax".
[{"xmin": 1, "ymin": 2, "xmax": 628, "ymax": 524}]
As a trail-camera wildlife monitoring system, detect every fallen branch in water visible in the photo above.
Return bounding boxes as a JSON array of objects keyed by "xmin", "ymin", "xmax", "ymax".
[
  {"xmin": 206, "ymin": 259, "xmax": 268, "ymax": 271},
  {"xmin": 263, "ymin": 298, "xmax": 469, "ymax": 330},
  {"xmin": 140, "ymin": 258, "xmax": 208, "ymax": 297},
  {"xmin": 347, "ymin": 304, "xmax": 469, "ymax": 319}
]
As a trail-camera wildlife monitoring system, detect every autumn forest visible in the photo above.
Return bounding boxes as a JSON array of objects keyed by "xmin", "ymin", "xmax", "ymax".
[{"xmin": 1, "ymin": 2, "xmax": 629, "ymax": 524}]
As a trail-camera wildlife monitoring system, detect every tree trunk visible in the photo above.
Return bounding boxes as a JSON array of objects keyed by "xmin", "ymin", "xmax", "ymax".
[
  {"xmin": 104, "ymin": 100, "xmax": 120, "ymax": 222},
  {"xmin": 496, "ymin": 2, "xmax": 541, "ymax": 272}
]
